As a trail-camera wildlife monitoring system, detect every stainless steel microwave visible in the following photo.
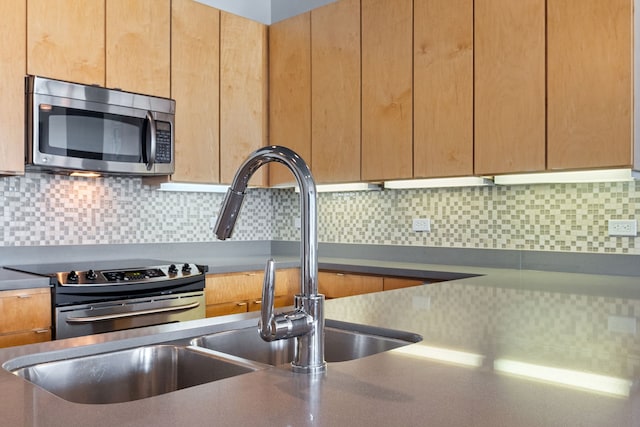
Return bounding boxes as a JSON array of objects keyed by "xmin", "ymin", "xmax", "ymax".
[{"xmin": 25, "ymin": 75, "xmax": 175, "ymax": 176}]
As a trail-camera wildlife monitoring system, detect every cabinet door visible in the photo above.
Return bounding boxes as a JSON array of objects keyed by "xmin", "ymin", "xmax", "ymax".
[
  {"xmin": 311, "ymin": 0, "xmax": 361, "ymax": 183},
  {"xmin": 0, "ymin": 289, "xmax": 51, "ymax": 335},
  {"xmin": 170, "ymin": 0, "xmax": 220, "ymax": 183},
  {"xmin": 27, "ymin": 0, "xmax": 105, "ymax": 85},
  {"xmin": 0, "ymin": 330, "xmax": 51, "ymax": 348},
  {"xmin": 0, "ymin": 0, "xmax": 26, "ymax": 175},
  {"xmin": 547, "ymin": 0, "xmax": 632, "ymax": 170},
  {"xmin": 414, "ymin": 0, "xmax": 473, "ymax": 178},
  {"xmin": 474, "ymin": 0, "xmax": 545, "ymax": 175},
  {"xmin": 268, "ymin": 13, "xmax": 311, "ymax": 187},
  {"xmin": 318, "ymin": 272, "xmax": 383, "ymax": 299},
  {"xmin": 106, "ymin": 0, "xmax": 171, "ymax": 97},
  {"xmin": 383, "ymin": 277, "xmax": 427, "ymax": 291},
  {"xmin": 220, "ymin": 12, "xmax": 268, "ymax": 185},
  {"xmin": 361, "ymin": 0, "xmax": 413, "ymax": 181}
]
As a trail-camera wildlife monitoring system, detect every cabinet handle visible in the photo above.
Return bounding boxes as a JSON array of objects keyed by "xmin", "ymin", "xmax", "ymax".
[
  {"xmin": 336, "ymin": 273, "xmax": 345, "ymax": 277},
  {"xmin": 236, "ymin": 302, "xmax": 248, "ymax": 307},
  {"xmin": 34, "ymin": 329, "xmax": 49, "ymax": 334},
  {"xmin": 17, "ymin": 294, "xmax": 32, "ymax": 299},
  {"xmin": 254, "ymin": 300, "xmax": 262, "ymax": 305},
  {"xmin": 246, "ymin": 273, "xmax": 257, "ymax": 277}
]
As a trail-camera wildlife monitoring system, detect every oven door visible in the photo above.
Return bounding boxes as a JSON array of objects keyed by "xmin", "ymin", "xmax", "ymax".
[{"xmin": 55, "ymin": 291, "xmax": 205, "ymax": 340}]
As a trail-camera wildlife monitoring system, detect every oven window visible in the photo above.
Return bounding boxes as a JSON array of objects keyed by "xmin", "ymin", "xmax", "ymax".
[{"xmin": 39, "ymin": 105, "xmax": 144, "ymax": 162}]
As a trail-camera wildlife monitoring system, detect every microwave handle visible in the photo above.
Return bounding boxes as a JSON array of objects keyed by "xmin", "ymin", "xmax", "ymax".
[{"xmin": 145, "ymin": 110, "xmax": 157, "ymax": 171}]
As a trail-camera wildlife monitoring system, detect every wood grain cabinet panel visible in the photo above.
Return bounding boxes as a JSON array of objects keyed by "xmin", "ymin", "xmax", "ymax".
[
  {"xmin": 311, "ymin": 0, "xmax": 361, "ymax": 183},
  {"xmin": 170, "ymin": 0, "xmax": 220, "ymax": 183},
  {"xmin": 383, "ymin": 277, "xmax": 427, "ymax": 291},
  {"xmin": 474, "ymin": 0, "xmax": 546, "ymax": 175},
  {"xmin": 0, "ymin": 0, "xmax": 26, "ymax": 175},
  {"xmin": 547, "ymin": 0, "xmax": 632, "ymax": 170},
  {"xmin": 220, "ymin": 12, "xmax": 268, "ymax": 185},
  {"xmin": 268, "ymin": 13, "xmax": 312, "ymax": 186},
  {"xmin": 106, "ymin": 0, "xmax": 171, "ymax": 98},
  {"xmin": 361, "ymin": 0, "xmax": 413, "ymax": 181},
  {"xmin": 27, "ymin": 0, "xmax": 105, "ymax": 85},
  {"xmin": 413, "ymin": 0, "xmax": 473, "ymax": 178},
  {"xmin": 205, "ymin": 269, "xmax": 298, "ymax": 317},
  {"xmin": 318, "ymin": 272, "xmax": 383, "ymax": 299},
  {"xmin": 0, "ymin": 288, "xmax": 52, "ymax": 348}
]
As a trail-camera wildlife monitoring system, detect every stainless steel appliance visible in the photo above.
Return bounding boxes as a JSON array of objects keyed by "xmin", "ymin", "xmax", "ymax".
[
  {"xmin": 25, "ymin": 75, "xmax": 175, "ymax": 176},
  {"xmin": 6, "ymin": 260, "xmax": 205, "ymax": 339}
]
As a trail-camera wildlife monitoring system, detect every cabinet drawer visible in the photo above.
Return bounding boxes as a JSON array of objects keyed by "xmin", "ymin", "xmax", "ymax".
[
  {"xmin": 318, "ymin": 272, "xmax": 383, "ymax": 299},
  {"xmin": 0, "ymin": 328, "xmax": 51, "ymax": 348},
  {"xmin": 0, "ymin": 288, "xmax": 51, "ymax": 334},
  {"xmin": 206, "ymin": 301, "xmax": 250, "ymax": 317},
  {"xmin": 383, "ymin": 277, "xmax": 426, "ymax": 291}
]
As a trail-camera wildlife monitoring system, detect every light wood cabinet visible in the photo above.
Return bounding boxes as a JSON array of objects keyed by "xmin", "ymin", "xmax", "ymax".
[
  {"xmin": 0, "ymin": 288, "xmax": 52, "ymax": 348},
  {"xmin": 383, "ymin": 277, "xmax": 427, "ymax": 291},
  {"xmin": 27, "ymin": 0, "xmax": 105, "ymax": 86},
  {"xmin": 318, "ymin": 271, "xmax": 383, "ymax": 299},
  {"xmin": 474, "ymin": 0, "xmax": 546, "ymax": 175},
  {"xmin": 311, "ymin": 0, "xmax": 361, "ymax": 184},
  {"xmin": 205, "ymin": 268, "xmax": 298, "ymax": 317},
  {"xmin": 413, "ymin": 0, "xmax": 473, "ymax": 178},
  {"xmin": 106, "ymin": 0, "xmax": 171, "ymax": 98},
  {"xmin": 361, "ymin": 0, "xmax": 413, "ymax": 181},
  {"xmin": 220, "ymin": 12, "xmax": 269, "ymax": 185},
  {"xmin": 169, "ymin": 0, "xmax": 220, "ymax": 184},
  {"xmin": 268, "ymin": 13, "xmax": 311, "ymax": 187},
  {"xmin": 547, "ymin": 0, "xmax": 633, "ymax": 170},
  {"xmin": 0, "ymin": 0, "xmax": 26, "ymax": 176}
]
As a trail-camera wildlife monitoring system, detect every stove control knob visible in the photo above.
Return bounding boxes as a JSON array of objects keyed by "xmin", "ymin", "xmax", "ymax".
[
  {"xmin": 85, "ymin": 269, "xmax": 97, "ymax": 280},
  {"xmin": 168, "ymin": 264, "xmax": 178, "ymax": 275},
  {"xmin": 181, "ymin": 263, "xmax": 192, "ymax": 273},
  {"xmin": 67, "ymin": 271, "xmax": 79, "ymax": 282}
]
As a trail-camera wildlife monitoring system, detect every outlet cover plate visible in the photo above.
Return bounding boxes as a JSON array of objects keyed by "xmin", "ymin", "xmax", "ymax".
[
  {"xmin": 412, "ymin": 218, "xmax": 431, "ymax": 232},
  {"xmin": 608, "ymin": 219, "xmax": 637, "ymax": 237}
]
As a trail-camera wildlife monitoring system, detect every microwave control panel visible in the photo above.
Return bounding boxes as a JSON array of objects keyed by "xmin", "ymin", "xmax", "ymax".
[{"xmin": 155, "ymin": 121, "xmax": 172, "ymax": 163}]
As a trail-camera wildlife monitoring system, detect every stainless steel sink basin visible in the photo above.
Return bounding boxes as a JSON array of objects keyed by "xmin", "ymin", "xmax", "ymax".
[
  {"xmin": 7, "ymin": 345, "xmax": 263, "ymax": 404},
  {"xmin": 191, "ymin": 319, "xmax": 422, "ymax": 366}
]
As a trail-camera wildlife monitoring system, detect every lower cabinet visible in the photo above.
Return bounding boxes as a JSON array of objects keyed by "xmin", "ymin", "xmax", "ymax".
[
  {"xmin": 319, "ymin": 271, "xmax": 432, "ymax": 299},
  {"xmin": 205, "ymin": 268, "xmax": 299, "ymax": 317},
  {"xmin": 0, "ymin": 288, "xmax": 52, "ymax": 348}
]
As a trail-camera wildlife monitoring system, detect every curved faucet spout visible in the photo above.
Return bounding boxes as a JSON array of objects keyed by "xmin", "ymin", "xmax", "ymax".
[{"xmin": 213, "ymin": 145, "xmax": 326, "ymax": 374}]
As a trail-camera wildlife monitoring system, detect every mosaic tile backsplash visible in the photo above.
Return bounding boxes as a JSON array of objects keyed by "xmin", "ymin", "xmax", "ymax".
[{"xmin": 1, "ymin": 173, "xmax": 639, "ymax": 254}]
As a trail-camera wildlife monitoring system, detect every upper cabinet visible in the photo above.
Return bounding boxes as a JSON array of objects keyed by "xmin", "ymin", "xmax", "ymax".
[
  {"xmin": 27, "ymin": 0, "xmax": 105, "ymax": 86},
  {"xmin": 219, "ymin": 12, "xmax": 269, "ymax": 185},
  {"xmin": 106, "ymin": 0, "xmax": 171, "ymax": 98},
  {"xmin": 0, "ymin": 0, "xmax": 26, "ymax": 175},
  {"xmin": 474, "ymin": 0, "xmax": 546, "ymax": 176},
  {"xmin": 547, "ymin": 0, "xmax": 633, "ymax": 170},
  {"xmin": 268, "ymin": 12, "xmax": 312, "ymax": 186},
  {"xmin": 414, "ymin": 0, "xmax": 473, "ymax": 178},
  {"xmin": 361, "ymin": 0, "xmax": 413, "ymax": 181},
  {"xmin": 311, "ymin": 0, "xmax": 361, "ymax": 183},
  {"xmin": 170, "ymin": 0, "xmax": 220, "ymax": 184}
]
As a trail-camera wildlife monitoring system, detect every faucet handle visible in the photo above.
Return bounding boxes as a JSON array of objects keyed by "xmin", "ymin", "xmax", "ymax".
[{"xmin": 258, "ymin": 259, "xmax": 276, "ymax": 340}]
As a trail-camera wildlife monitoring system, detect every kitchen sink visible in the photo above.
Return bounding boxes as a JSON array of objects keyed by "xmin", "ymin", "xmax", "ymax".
[
  {"xmin": 5, "ymin": 344, "xmax": 264, "ymax": 404},
  {"xmin": 191, "ymin": 319, "xmax": 422, "ymax": 366}
]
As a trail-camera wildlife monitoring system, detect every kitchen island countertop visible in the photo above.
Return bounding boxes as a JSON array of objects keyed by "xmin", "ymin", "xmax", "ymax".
[{"xmin": 0, "ymin": 258, "xmax": 638, "ymax": 426}]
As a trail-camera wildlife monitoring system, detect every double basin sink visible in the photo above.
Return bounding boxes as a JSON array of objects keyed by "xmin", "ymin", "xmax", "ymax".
[{"xmin": 3, "ymin": 319, "xmax": 421, "ymax": 404}]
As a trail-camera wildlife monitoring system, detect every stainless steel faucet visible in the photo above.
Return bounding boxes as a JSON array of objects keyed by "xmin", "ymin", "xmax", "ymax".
[{"xmin": 214, "ymin": 145, "xmax": 326, "ymax": 374}]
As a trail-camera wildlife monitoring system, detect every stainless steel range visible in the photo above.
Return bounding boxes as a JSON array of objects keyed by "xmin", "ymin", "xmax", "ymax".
[{"xmin": 6, "ymin": 259, "xmax": 206, "ymax": 340}]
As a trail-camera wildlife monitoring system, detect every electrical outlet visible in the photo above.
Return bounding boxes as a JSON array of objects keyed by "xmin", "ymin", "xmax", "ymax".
[
  {"xmin": 608, "ymin": 219, "xmax": 637, "ymax": 237},
  {"xmin": 294, "ymin": 217, "xmax": 301, "ymax": 229},
  {"xmin": 412, "ymin": 218, "xmax": 431, "ymax": 232},
  {"xmin": 209, "ymin": 216, "xmax": 218, "ymax": 230}
]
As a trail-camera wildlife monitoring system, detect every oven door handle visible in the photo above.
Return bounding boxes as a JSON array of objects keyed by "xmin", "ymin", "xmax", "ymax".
[{"xmin": 65, "ymin": 301, "xmax": 201, "ymax": 323}]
